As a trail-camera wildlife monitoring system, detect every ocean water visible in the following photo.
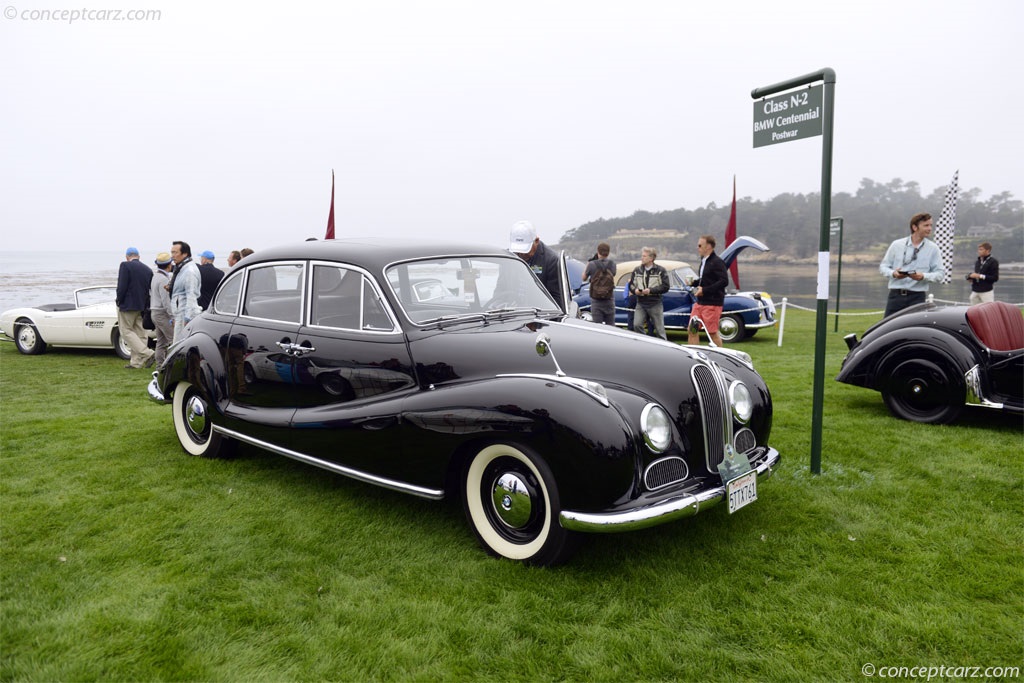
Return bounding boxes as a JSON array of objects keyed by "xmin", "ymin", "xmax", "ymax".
[
  {"xmin": 1, "ymin": 251, "xmax": 1021, "ymax": 320},
  {"xmin": 0, "ymin": 249, "xmax": 238, "ymax": 314}
]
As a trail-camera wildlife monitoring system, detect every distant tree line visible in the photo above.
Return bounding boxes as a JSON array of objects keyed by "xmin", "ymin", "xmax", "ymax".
[{"xmin": 558, "ymin": 178, "xmax": 1022, "ymax": 266}]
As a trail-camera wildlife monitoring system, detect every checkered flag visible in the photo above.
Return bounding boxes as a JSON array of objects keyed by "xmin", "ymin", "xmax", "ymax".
[{"xmin": 933, "ymin": 170, "xmax": 958, "ymax": 284}]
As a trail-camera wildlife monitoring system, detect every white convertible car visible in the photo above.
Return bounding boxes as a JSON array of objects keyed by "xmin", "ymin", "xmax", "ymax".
[{"xmin": 0, "ymin": 285, "xmax": 145, "ymax": 359}]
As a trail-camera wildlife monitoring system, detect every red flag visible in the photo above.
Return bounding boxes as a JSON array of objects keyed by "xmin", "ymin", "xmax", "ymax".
[
  {"xmin": 325, "ymin": 170, "xmax": 336, "ymax": 240},
  {"xmin": 725, "ymin": 176, "xmax": 738, "ymax": 289}
]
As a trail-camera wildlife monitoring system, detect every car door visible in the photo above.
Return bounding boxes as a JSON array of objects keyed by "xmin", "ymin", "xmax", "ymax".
[
  {"xmin": 288, "ymin": 262, "xmax": 418, "ymax": 480},
  {"xmin": 221, "ymin": 261, "xmax": 305, "ymax": 446},
  {"xmin": 558, "ymin": 251, "xmax": 580, "ymax": 317}
]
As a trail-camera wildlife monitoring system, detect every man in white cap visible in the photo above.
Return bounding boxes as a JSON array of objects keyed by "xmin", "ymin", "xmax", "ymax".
[
  {"xmin": 149, "ymin": 252, "xmax": 175, "ymax": 366},
  {"xmin": 509, "ymin": 220, "xmax": 562, "ymax": 305}
]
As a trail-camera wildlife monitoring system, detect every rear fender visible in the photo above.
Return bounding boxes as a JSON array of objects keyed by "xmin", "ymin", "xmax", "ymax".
[{"xmin": 840, "ymin": 329, "xmax": 978, "ymax": 391}]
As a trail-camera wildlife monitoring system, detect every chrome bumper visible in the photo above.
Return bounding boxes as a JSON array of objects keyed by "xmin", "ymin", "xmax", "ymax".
[
  {"xmin": 558, "ymin": 447, "xmax": 780, "ymax": 533},
  {"xmin": 147, "ymin": 373, "xmax": 170, "ymax": 404}
]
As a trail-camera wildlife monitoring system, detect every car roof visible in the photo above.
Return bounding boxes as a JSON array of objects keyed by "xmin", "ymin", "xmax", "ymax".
[
  {"xmin": 614, "ymin": 259, "xmax": 692, "ymax": 279},
  {"xmin": 239, "ymin": 238, "xmax": 516, "ymax": 273}
]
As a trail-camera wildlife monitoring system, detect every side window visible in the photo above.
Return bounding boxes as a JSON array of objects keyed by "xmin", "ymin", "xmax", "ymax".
[
  {"xmin": 361, "ymin": 277, "xmax": 394, "ymax": 331},
  {"xmin": 311, "ymin": 265, "xmax": 361, "ymax": 329},
  {"xmin": 310, "ymin": 264, "xmax": 395, "ymax": 332},
  {"xmin": 213, "ymin": 271, "xmax": 242, "ymax": 315},
  {"xmin": 242, "ymin": 263, "xmax": 305, "ymax": 323}
]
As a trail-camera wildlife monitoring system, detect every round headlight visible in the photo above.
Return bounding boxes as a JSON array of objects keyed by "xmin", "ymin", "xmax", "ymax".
[
  {"xmin": 729, "ymin": 381, "xmax": 753, "ymax": 424},
  {"xmin": 640, "ymin": 403, "xmax": 672, "ymax": 453}
]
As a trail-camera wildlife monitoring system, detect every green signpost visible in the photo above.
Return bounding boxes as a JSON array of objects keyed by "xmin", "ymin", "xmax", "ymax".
[{"xmin": 751, "ymin": 69, "xmax": 836, "ymax": 475}]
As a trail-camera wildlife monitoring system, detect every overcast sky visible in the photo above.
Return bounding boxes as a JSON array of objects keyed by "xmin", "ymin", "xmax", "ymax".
[{"xmin": 2, "ymin": 0, "xmax": 1021, "ymax": 257}]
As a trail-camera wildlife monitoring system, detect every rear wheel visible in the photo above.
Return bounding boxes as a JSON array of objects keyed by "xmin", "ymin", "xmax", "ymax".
[
  {"xmin": 13, "ymin": 318, "xmax": 47, "ymax": 355},
  {"xmin": 881, "ymin": 357, "xmax": 964, "ymax": 424},
  {"xmin": 172, "ymin": 381, "xmax": 235, "ymax": 458},
  {"xmin": 463, "ymin": 443, "xmax": 578, "ymax": 566},
  {"xmin": 718, "ymin": 314, "xmax": 745, "ymax": 343}
]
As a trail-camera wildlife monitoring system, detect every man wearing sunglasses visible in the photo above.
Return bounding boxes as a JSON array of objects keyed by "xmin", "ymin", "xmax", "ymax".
[{"xmin": 879, "ymin": 212, "xmax": 943, "ymax": 317}]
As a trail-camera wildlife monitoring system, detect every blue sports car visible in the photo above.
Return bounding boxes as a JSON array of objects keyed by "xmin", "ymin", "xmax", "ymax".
[{"xmin": 572, "ymin": 236, "xmax": 777, "ymax": 342}]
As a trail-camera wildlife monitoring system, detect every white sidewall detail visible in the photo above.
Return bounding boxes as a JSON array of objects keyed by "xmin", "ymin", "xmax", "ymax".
[
  {"xmin": 465, "ymin": 444, "xmax": 551, "ymax": 561},
  {"xmin": 172, "ymin": 381, "xmax": 210, "ymax": 456}
]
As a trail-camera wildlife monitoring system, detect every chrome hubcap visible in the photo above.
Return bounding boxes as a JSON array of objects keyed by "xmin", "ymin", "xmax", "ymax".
[
  {"xmin": 185, "ymin": 395, "xmax": 207, "ymax": 435},
  {"xmin": 491, "ymin": 472, "xmax": 532, "ymax": 529}
]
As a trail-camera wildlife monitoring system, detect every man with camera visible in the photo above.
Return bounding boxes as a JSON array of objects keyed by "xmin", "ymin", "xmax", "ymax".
[
  {"xmin": 966, "ymin": 242, "xmax": 999, "ymax": 305},
  {"xmin": 879, "ymin": 212, "xmax": 943, "ymax": 317}
]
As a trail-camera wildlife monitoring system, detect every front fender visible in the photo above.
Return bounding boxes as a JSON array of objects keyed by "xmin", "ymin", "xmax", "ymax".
[
  {"xmin": 400, "ymin": 375, "xmax": 641, "ymax": 512},
  {"xmin": 724, "ymin": 295, "xmax": 761, "ymax": 323},
  {"xmin": 159, "ymin": 332, "xmax": 228, "ymax": 407}
]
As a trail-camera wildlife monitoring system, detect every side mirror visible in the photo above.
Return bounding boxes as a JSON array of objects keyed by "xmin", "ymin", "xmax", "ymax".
[{"xmin": 534, "ymin": 333, "xmax": 566, "ymax": 376}]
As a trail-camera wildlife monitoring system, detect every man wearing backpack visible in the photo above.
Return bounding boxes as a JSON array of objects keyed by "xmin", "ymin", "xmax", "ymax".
[{"xmin": 583, "ymin": 242, "xmax": 617, "ymax": 325}]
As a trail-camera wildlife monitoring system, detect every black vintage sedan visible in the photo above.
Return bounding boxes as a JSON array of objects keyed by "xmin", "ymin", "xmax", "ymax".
[
  {"xmin": 837, "ymin": 300, "xmax": 1023, "ymax": 424},
  {"xmin": 148, "ymin": 239, "xmax": 780, "ymax": 565}
]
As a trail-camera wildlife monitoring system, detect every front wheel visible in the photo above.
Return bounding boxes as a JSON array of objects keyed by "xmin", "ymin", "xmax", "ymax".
[
  {"xmin": 172, "ymin": 381, "xmax": 235, "ymax": 458},
  {"xmin": 881, "ymin": 357, "xmax": 964, "ymax": 424},
  {"xmin": 463, "ymin": 443, "xmax": 578, "ymax": 566},
  {"xmin": 718, "ymin": 314, "xmax": 746, "ymax": 343},
  {"xmin": 112, "ymin": 328, "xmax": 131, "ymax": 360},
  {"xmin": 13, "ymin": 318, "xmax": 47, "ymax": 355}
]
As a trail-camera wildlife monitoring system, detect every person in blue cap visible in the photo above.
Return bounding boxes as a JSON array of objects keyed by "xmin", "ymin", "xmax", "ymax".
[
  {"xmin": 197, "ymin": 250, "xmax": 224, "ymax": 311},
  {"xmin": 116, "ymin": 247, "xmax": 155, "ymax": 369}
]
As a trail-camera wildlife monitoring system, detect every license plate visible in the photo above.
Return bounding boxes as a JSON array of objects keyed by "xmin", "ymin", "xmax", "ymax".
[{"xmin": 726, "ymin": 470, "xmax": 758, "ymax": 514}]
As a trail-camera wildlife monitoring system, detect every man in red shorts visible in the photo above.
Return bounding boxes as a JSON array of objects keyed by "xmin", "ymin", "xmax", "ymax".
[{"xmin": 688, "ymin": 234, "xmax": 728, "ymax": 346}]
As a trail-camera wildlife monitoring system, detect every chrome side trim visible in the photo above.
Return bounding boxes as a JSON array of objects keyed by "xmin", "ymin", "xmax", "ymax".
[
  {"xmin": 495, "ymin": 373, "xmax": 610, "ymax": 407},
  {"xmin": 965, "ymin": 364, "xmax": 1004, "ymax": 410},
  {"xmin": 559, "ymin": 447, "xmax": 780, "ymax": 533},
  {"xmin": 212, "ymin": 425, "xmax": 446, "ymax": 501}
]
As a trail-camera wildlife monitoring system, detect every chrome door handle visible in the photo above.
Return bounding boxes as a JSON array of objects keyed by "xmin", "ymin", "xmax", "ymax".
[{"xmin": 276, "ymin": 341, "xmax": 316, "ymax": 357}]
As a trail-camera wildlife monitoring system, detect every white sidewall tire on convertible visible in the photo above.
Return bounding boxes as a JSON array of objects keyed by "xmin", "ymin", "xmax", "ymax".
[
  {"xmin": 14, "ymin": 318, "xmax": 47, "ymax": 355},
  {"xmin": 463, "ymin": 442, "xmax": 577, "ymax": 566},
  {"xmin": 172, "ymin": 380, "xmax": 234, "ymax": 458},
  {"xmin": 112, "ymin": 328, "xmax": 131, "ymax": 360}
]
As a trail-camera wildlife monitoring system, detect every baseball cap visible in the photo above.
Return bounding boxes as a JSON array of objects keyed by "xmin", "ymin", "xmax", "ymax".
[
  {"xmin": 155, "ymin": 252, "xmax": 173, "ymax": 266},
  {"xmin": 125, "ymin": 247, "xmax": 139, "ymax": 256},
  {"xmin": 509, "ymin": 220, "xmax": 537, "ymax": 253},
  {"xmin": 201, "ymin": 250, "xmax": 215, "ymax": 259}
]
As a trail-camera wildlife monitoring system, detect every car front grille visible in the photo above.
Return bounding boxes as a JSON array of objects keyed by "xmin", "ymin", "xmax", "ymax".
[
  {"xmin": 691, "ymin": 363, "xmax": 728, "ymax": 471},
  {"xmin": 644, "ymin": 456, "xmax": 689, "ymax": 490},
  {"xmin": 734, "ymin": 427, "xmax": 756, "ymax": 454}
]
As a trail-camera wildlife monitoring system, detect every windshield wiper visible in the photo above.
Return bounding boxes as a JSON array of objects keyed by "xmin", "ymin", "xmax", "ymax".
[{"xmin": 418, "ymin": 313, "xmax": 486, "ymax": 327}]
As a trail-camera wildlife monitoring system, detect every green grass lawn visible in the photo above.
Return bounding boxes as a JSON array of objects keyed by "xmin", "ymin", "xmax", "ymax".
[{"xmin": 2, "ymin": 310, "xmax": 1021, "ymax": 681}]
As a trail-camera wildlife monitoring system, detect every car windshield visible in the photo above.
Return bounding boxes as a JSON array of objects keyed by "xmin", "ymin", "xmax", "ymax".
[
  {"xmin": 670, "ymin": 267, "xmax": 698, "ymax": 288},
  {"xmin": 386, "ymin": 255, "xmax": 559, "ymax": 324},
  {"xmin": 75, "ymin": 286, "xmax": 118, "ymax": 308}
]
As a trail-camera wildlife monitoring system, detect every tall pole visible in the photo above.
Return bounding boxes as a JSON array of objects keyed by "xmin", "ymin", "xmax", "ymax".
[
  {"xmin": 832, "ymin": 217, "xmax": 844, "ymax": 333},
  {"xmin": 811, "ymin": 73, "xmax": 835, "ymax": 474},
  {"xmin": 752, "ymin": 68, "xmax": 835, "ymax": 475}
]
